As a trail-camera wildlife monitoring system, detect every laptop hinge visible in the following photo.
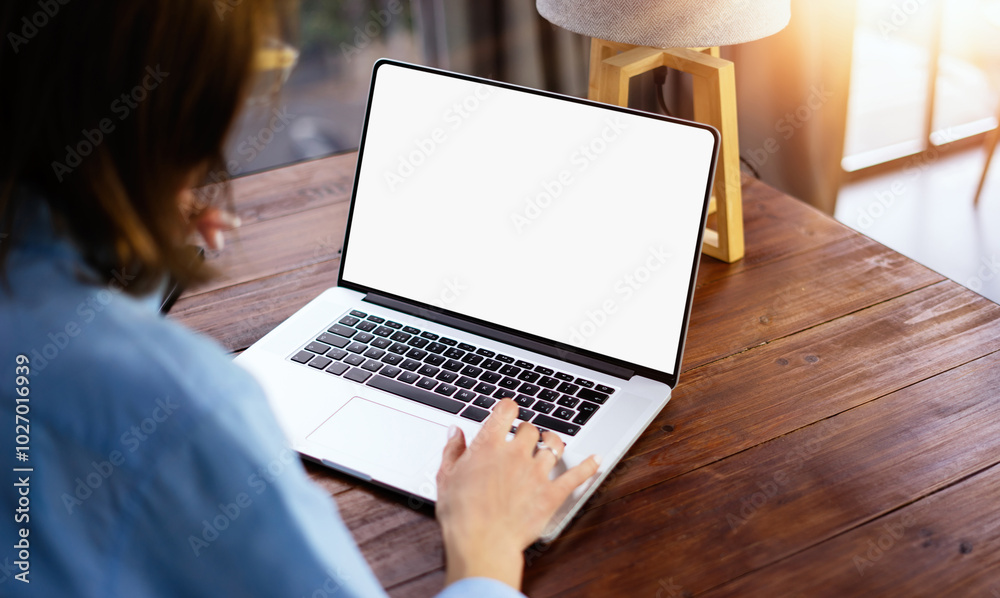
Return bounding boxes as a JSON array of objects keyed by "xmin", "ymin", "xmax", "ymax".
[{"xmin": 364, "ymin": 293, "xmax": 635, "ymax": 380}]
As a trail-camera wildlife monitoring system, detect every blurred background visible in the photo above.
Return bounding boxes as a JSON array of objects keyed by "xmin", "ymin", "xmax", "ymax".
[{"xmin": 227, "ymin": 0, "xmax": 1000, "ymax": 303}]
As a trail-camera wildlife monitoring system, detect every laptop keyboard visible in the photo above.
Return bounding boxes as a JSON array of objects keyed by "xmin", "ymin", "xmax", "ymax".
[{"xmin": 289, "ymin": 309, "xmax": 618, "ymax": 436}]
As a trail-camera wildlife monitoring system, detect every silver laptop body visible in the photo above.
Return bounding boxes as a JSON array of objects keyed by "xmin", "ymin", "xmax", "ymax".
[{"xmin": 235, "ymin": 59, "xmax": 719, "ymax": 541}]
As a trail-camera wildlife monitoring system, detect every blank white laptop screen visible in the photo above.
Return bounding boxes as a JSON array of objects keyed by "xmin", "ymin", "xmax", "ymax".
[{"xmin": 342, "ymin": 62, "xmax": 716, "ymax": 378}]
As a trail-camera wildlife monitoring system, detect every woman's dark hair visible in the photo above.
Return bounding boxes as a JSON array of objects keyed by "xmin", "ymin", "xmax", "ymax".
[{"xmin": 0, "ymin": 0, "xmax": 292, "ymax": 294}]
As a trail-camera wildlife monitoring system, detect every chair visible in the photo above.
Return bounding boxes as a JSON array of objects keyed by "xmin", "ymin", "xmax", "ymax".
[{"xmin": 974, "ymin": 102, "xmax": 1000, "ymax": 206}]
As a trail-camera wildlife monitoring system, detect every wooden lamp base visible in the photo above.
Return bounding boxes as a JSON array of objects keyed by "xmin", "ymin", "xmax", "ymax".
[{"xmin": 589, "ymin": 38, "xmax": 745, "ymax": 263}]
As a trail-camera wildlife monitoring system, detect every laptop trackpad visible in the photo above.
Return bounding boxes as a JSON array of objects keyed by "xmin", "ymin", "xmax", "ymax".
[{"xmin": 307, "ymin": 397, "xmax": 447, "ymax": 481}]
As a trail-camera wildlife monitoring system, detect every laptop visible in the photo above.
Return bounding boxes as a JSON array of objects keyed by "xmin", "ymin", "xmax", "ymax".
[{"xmin": 235, "ymin": 59, "xmax": 719, "ymax": 541}]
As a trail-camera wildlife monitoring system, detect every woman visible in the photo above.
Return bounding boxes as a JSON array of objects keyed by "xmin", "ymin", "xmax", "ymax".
[{"xmin": 0, "ymin": 1, "xmax": 599, "ymax": 595}]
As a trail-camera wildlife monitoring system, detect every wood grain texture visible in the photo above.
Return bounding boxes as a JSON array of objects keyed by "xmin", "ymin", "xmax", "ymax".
[
  {"xmin": 168, "ymin": 152, "xmax": 1000, "ymax": 597},
  {"xmin": 521, "ymin": 350, "xmax": 1000, "ymax": 597}
]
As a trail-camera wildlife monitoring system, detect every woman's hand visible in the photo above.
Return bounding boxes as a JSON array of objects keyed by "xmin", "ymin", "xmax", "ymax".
[{"xmin": 435, "ymin": 399, "xmax": 601, "ymax": 590}]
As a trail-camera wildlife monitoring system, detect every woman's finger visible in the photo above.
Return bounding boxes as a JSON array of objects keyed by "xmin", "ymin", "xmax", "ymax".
[
  {"xmin": 473, "ymin": 399, "xmax": 518, "ymax": 448},
  {"xmin": 437, "ymin": 425, "xmax": 466, "ymax": 483},
  {"xmin": 550, "ymin": 455, "xmax": 601, "ymax": 501}
]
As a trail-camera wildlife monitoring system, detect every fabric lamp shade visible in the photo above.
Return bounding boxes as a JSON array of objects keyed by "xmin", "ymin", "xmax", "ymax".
[{"xmin": 536, "ymin": 0, "xmax": 791, "ymax": 48}]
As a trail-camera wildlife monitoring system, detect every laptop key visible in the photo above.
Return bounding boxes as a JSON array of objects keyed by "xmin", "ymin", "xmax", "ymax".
[
  {"xmin": 494, "ymin": 389, "xmax": 516, "ymax": 399},
  {"xmin": 515, "ymin": 360, "xmax": 534, "ymax": 369},
  {"xmin": 499, "ymin": 377, "xmax": 519, "ymax": 389},
  {"xmin": 442, "ymin": 359, "xmax": 464, "ymax": 372},
  {"xmin": 558, "ymin": 382, "xmax": 580, "ymax": 394},
  {"xmin": 385, "ymin": 321, "xmax": 402, "ymax": 329},
  {"xmin": 325, "ymin": 362, "xmax": 349, "ymax": 376},
  {"xmin": 349, "ymin": 310, "xmax": 367, "ymax": 318},
  {"xmin": 354, "ymin": 332, "xmax": 374, "ymax": 343},
  {"xmin": 480, "ymin": 359, "xmax": 502, "ymax": 371},
  {"xmin": 595, "ymin": 384, "xmax": 615, "ymax": 394},
  {"xmin": 533, "ymin": 400, "xmax": 555, "ymax": 414},
  {"xmin": 455, "ymin": 376, "xmax": 477, "ymax": 389},
  {"xmin": 473, "ymin": 395, "xmax": 495, "ymax": 409},
  {"xmin": 366, "ymin": 315, "xmax": 385, "ymax": 323},
  {"xmin": 537, "ymin": 376, "xmax": 559, "ymax": 389},
  {"xmin": 435, "ymin": 384, "xmax": 458, "ymax": 397},
  {"xmin": 364, "ymin": 348, "xmax": 386, "ymax": 359},
  {"xmin": 305, "ymin": 342, "xmax": 330, "ymax": 355},
  {"xmin": 373, "ymin": 326, "xmax": 394, "ymax": 337},
  {"xmin": 444, "ymin": 347, "xmax": 465, "ymax": 359},
  {"xmin": 557, "ymin": 396, "xmax": 580, "ymax": 408},
  {"xmin": 518, "ymin": 383, "xmax": 540, "ymax": 396},
  {"xmin": 534, "ymin": 366, "xmax": 554, "ymax": 376},
  {"xmin": 403, "ymin": 326, "xmax": 421, "ymax": 335},
  {"xmin": 317, "ymin": 333, "xmax": 349, "ymax": 348},
  {"xmin": 416, "ymin": 377, "xmax": 438, "ymax": 391},
  {"xmin": 495, "ymin": 354, "xmax": 514, "ymax": 363},
  {"xmin": 308, "ymin": 356, "xmax": 332, "ymax": 369},
  {"xmin": 328, "ymin": 348, "xmax": 348, "ymax": 360},
  {"xmin": 292, "ymin": 350, "xmax": 314, "ymax": 364},
  {"xmin": 400, "ymin": 359, "xmax": 422, "ymax": 371},
  {"xmin": 390, "ymin": 331, "xmax": 412, "ymax": 343},
  {"xmin": 514, "ymin": 395, "xmax": 535, "ymax": 408},
  {"xmin": 356, "ymin": 322, "xmax": 376, "ymax": 333},
  {"xmin": 454, "ymin": 389, "xmax": 477, "ymax": 402},
  {"xmin": 382, "ymin": 354, "xmax": 403, "ymax": 366},
  {"xmin": 474, "ymin": 382, "xmax": 496, "ymax": 395},
  {"xmin": 339, "ymin": 315, "xmax": 360, "ymax": 326},
  {"xmin": 578, "ymin": 388, "xmax": 610, "ymax": 404},
  {"xmin": 517, "ymin": 407, "xmax": 533, "ymax": 421},
  {"xmin": 436, "ymin": 371, "xmax": 459, "ymax": 383},
  {"xmin": 517, "ymin": 371, "xmax": 540, "ymax": 383},
  {"xmin": 554, "ymin": 372, "xmax": 574, "ymax": 381},
  {"xmin": 461, "ymin": 365, "xmax": 483, "ymax": 377},
  {"xmin": 420, "ymin": 331, "xmax": 439, "ymax": 341},
  {"xmin": 361, "ymin": 359, "xmax": 383, "ymax": 372},
  {"xmin": 476, "ymin": 348, "xmax": 496, "ymax": 357},
  {"xmin": 460, "ymin": 405, "xmax": 490, "ymax": 422},
  {"xmin": 344, "ymin": 354, "xmax": 365, "ymax": 366},
  {"xmin": 346, "ymin": 342, "xmax": 367, "ymax": 354},
  {"xmin": 328, "ymin": 324, "xmax": 357, "ymax": 338},
  {"xmin": 461, "ymin": 353, "xmax": 484, "ymax": 366},
  {"xmin": 398, "ymin": 371, "xmax": 419, "ymax": 384},
  {"xmin": 408, "ymin": 337, "xmax": 429, "ymax": 348},
  {"xmin": 344, "ymin": 368, "xmax": 372, "ymax": 383},
  {"xmin": 367, "ymin": 375, "xmax": 464, "ymax": 414},
  {"xmin": 406, "ymin": 348, "xmax": 429, "ymax": 360},
  {"xmin": 388, "ymin": 342, "xmax": 409, "ymax": 354},
  {"xmin": 480, "ymin": 372, "xmax": 502, "ymax": 383},
  {"xmin": 425, "ymin": 342, "xmax": 447, "ymax": 354},
  {"xmin": 575, "ymin": 378, "xmax": 595, "ymax": 388},
  {"xmin": 457, "ymin": 342, "xmax": 476, "ymax": 352},
  {"xmin": 553, "ymin": 407, "xmax": 574, "ymax": 420},
  {"xmin": 439, "ymin": 337, "xmax": 457, "ymax": 346},
  {"xmin": 381, "ymin": 366, "xmax": 402, "ymax": 378},
  {"xmin": 538, "ymin": 389, "xmax": 559, "ymax": 401},
  {"xmin": 533, "ymin": 414, "xmax": 579, "ymax": 436},
  {"xmin": 499, "ymin": 365, "xmax": 520, "ymax": 377},
  {"xmin": 418, "ymin": 364, "xmax": 440, "ymax": 377},
  {"xmin": 573, "ymin": 410, "xmax": 596, "ymax": 426},
  {"xmin": 425, "ymin": 354, "xmax": 446, "ymax": 366}
]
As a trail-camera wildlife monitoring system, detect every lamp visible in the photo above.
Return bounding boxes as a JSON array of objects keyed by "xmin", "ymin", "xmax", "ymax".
[{"xmin": 536, "ymin": 0, "xmax": 791, "ymax": 262}]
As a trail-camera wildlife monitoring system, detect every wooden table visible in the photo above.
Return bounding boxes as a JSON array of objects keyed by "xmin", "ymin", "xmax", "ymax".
[{"xmin": 172, "ymin": 152, "xmax": 1000, "ymax": 597}]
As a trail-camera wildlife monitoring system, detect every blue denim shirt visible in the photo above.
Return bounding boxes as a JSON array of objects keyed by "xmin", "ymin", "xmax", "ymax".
[{"xmin": 0, "ymin": 198, "xmax": 523, "ymax": 598}]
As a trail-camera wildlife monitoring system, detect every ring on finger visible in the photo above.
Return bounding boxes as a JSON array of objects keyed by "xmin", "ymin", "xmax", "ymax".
[{"xmin": 535, "ymin": 441, "xmax": 561, "ymax": 461}]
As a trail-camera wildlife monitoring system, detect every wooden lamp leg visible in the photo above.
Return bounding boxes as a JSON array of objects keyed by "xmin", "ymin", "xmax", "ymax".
[{"xmin": 588, "ymin": 39, "xmax": 745, "ymax": 263}]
